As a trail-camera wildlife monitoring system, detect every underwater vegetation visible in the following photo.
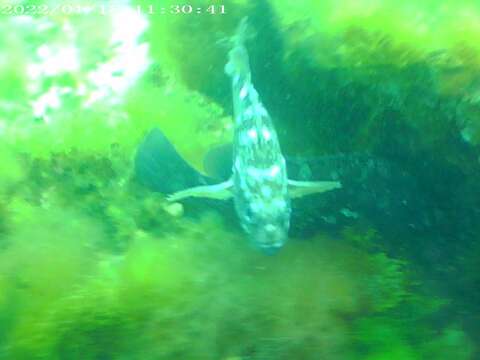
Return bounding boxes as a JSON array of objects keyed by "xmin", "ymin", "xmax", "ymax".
[
  {"xmin": 0, "ymin": 0, "xmax": 479, "ymax": 359},
  {"xmin": 0, "ymin": 199, "xmax": 471, "ymax": 359}
]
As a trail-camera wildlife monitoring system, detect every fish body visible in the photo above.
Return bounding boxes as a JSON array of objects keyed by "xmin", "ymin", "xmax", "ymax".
[
  {"xmin": 226, "ymin": 18, "xmax": 291, "ymax": 251},
  {"xmin": 142, "ymin": 18, "xmax": 341, "ymax": 253}
]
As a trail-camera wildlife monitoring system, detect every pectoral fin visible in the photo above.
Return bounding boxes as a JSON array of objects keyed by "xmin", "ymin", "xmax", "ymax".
[
  {"xmin": 167, "ymin": 178, "xmax": 234, "ymax": 202},
  {"xmin": 288, "ymin": 179, "xmax": 341, "ymax": 199}
]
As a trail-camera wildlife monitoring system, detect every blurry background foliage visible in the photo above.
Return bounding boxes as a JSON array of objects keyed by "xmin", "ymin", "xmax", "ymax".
[{"xmin": 0, "ymin": 0, "xmax": 479, "ymax": 359}]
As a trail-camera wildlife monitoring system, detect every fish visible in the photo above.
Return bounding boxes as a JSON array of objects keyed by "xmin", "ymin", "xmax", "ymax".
[{"xmin": 158, "ymin": 18, "xmax": 341, "ymax": 253}]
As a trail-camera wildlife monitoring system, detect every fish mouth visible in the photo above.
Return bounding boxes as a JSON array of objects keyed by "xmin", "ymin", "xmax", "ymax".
[
  {"xmin": 250, "ymin": 223, "xmax": 288, "ymax": 255},
  {"xmin": 255, "ymin": 233, "xmax": 285, "ymax": 255}
]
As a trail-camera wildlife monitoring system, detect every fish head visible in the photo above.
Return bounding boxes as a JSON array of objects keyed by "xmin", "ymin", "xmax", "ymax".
[
  {"xmin": 250, "ymin": 220, "xmax": 288, "ymax": 255},
  {"xmin": 238, "ymin": 196, "xmax": 291, "ymax": 254}
]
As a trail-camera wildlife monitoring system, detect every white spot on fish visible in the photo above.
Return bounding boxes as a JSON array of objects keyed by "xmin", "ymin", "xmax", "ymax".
[
  {"xmin": 270, "ymin": 164, "xmax": 280, "ymax": 177},
  {"xmin": 239, "ymin": 84, "xmax": 248, "ymax": 99},
  {"xmin": 248, "ymin": 128, "xmax": 258, "ymax": 140},
  {"xmin": 262, "ymin": 127, "xmax": 271, "ymax": 141}
]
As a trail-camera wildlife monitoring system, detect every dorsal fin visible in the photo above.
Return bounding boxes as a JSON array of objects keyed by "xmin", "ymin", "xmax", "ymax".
[{"xmin": 134, "ymin": 128, "xmax": 216, "ymax": 193}]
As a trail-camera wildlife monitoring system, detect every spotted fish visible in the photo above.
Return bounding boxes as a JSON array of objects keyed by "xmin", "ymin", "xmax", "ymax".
[{"xmin": 164, "ymin": 18, "xmax": 341, "ymax": 253}]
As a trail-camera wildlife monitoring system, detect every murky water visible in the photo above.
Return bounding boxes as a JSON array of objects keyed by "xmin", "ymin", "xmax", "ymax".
[{"xmin": 0, "ymin": 1, "xmax": 479, "ymax": 359}]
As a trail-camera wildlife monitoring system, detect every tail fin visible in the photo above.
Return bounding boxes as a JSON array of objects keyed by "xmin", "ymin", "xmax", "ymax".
[{"xmin": 224, "ymin": 17, "xmax": 254, "ymax": 78}]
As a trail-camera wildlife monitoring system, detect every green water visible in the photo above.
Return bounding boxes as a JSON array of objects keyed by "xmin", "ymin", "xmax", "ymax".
[{"xmin": 0, "ymin": 0, "xmax": 479, "ymax": 359}]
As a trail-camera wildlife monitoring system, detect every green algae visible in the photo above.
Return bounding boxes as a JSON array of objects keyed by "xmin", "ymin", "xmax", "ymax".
[{"xmin": 0, "ymin": 203, "xmax": 452, "ymax": 359}]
